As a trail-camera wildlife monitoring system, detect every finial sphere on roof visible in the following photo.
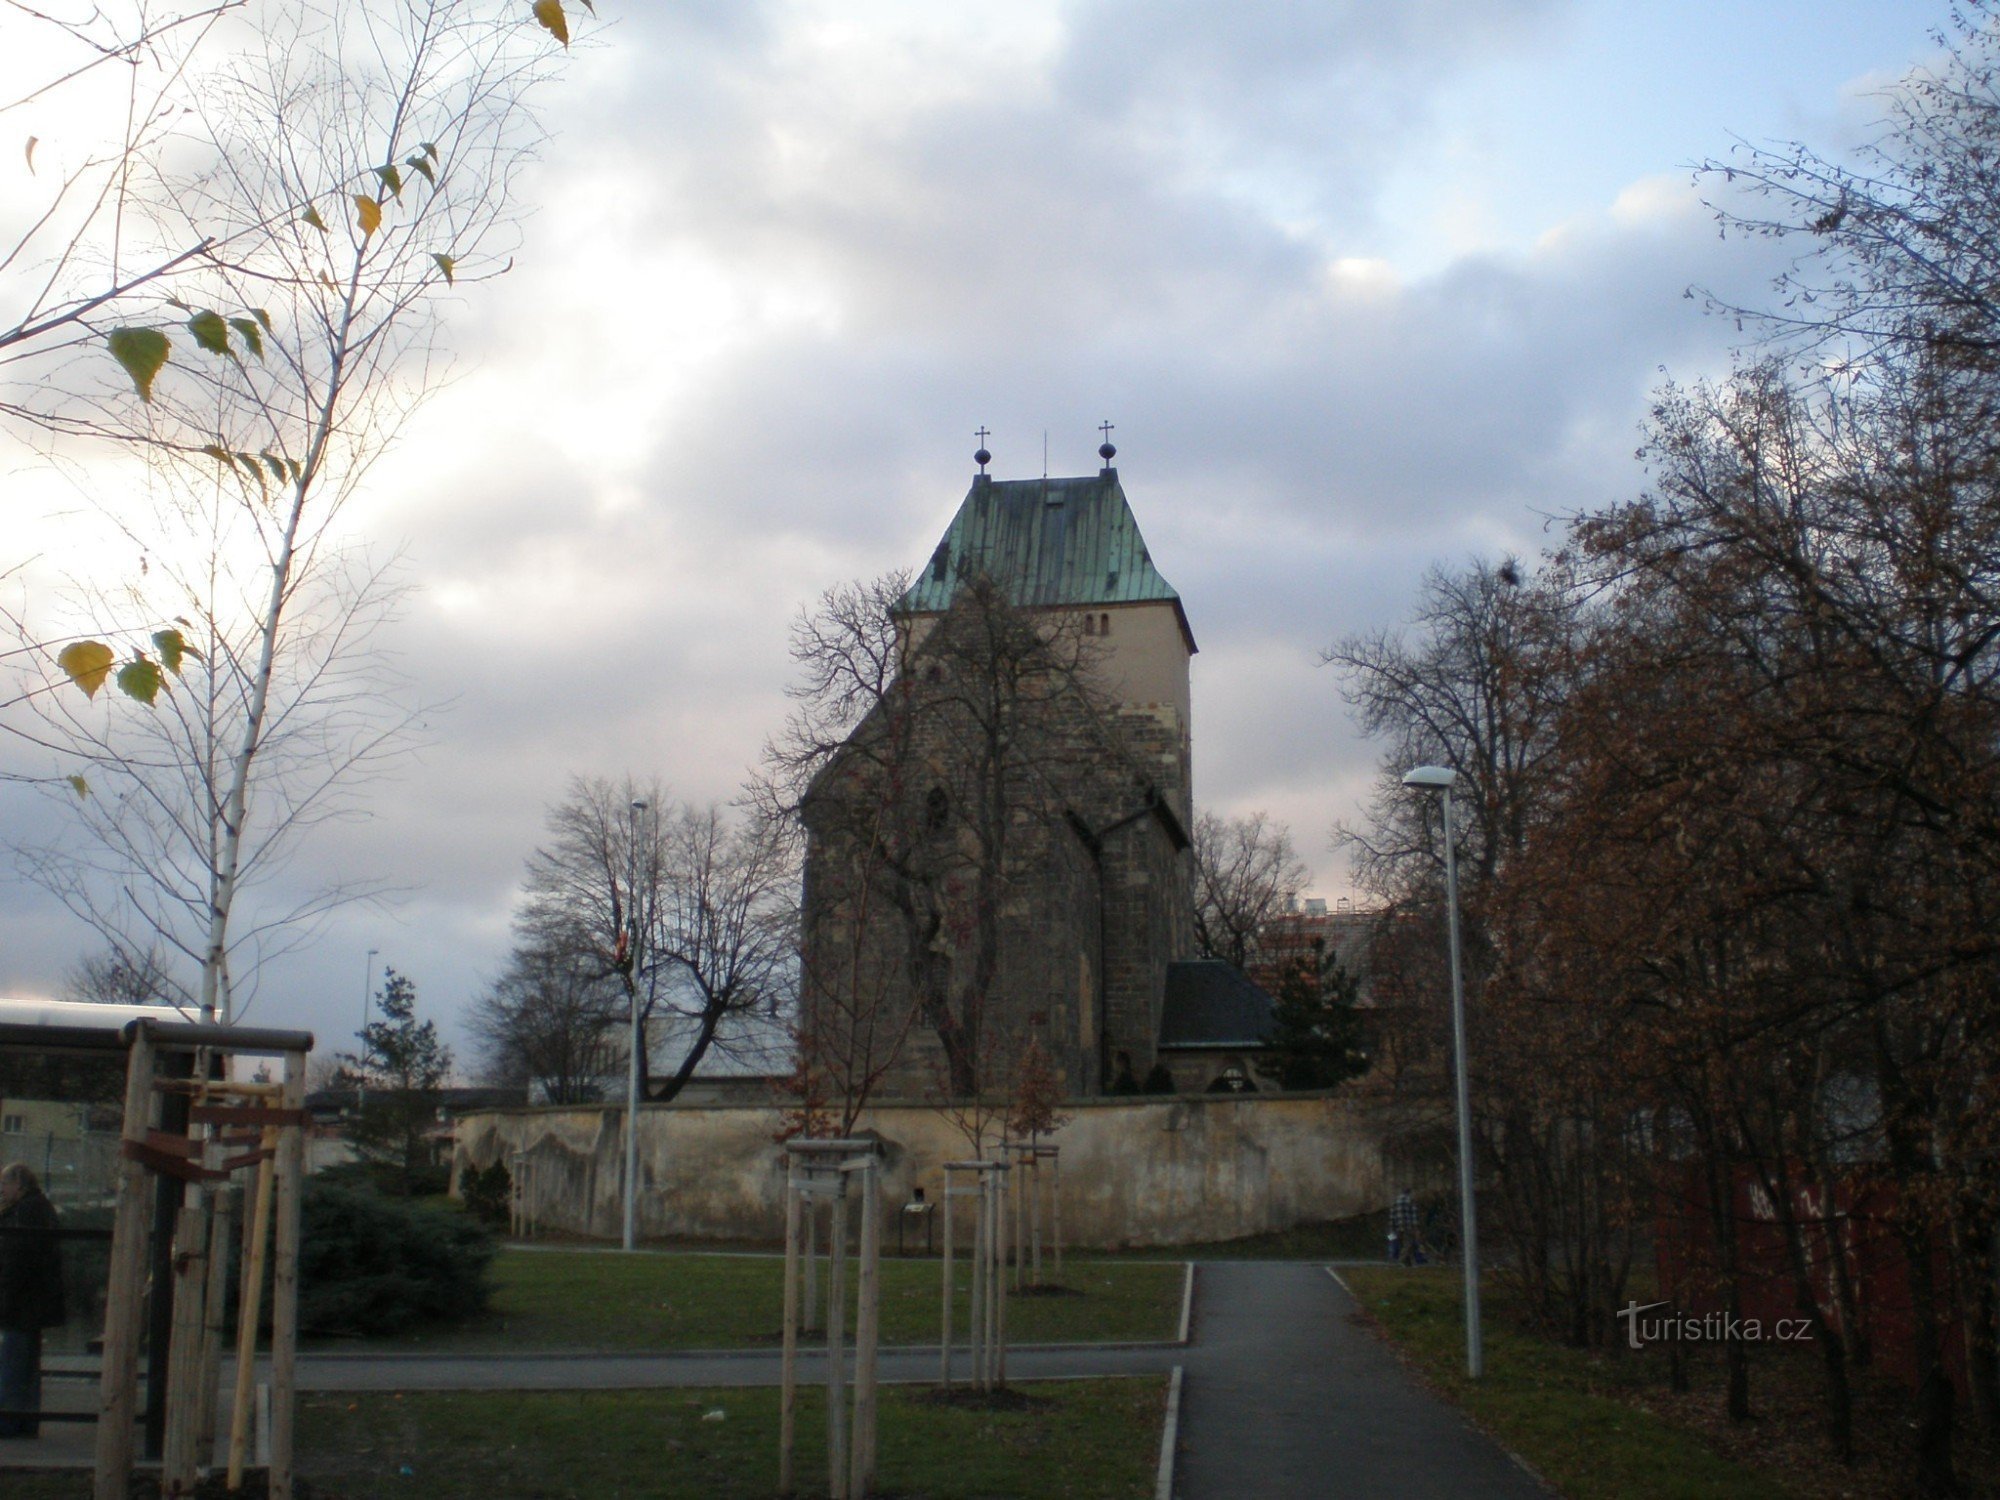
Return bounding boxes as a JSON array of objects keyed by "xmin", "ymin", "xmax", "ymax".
[
  {"xmin": 975, "ymin": 447, "xmax": 991, "ymax": 467},
  {"xmin": 1099, "ymin": 441, "xmax": 1116, "ymax": 463}
]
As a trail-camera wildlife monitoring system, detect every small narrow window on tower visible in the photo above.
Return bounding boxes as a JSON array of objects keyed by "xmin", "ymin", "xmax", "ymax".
[
  {"xmin": 1100, "ymin": 612, "xmax": 1111, "ymax": 636},
  {"xmin": 1083, "ymin": 614, "xmax": 1096, "ymax": 636}
]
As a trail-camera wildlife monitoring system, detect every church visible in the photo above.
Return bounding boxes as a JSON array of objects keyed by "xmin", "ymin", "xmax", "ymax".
[{"xmin": 797, "ymin": 440, "xmax": 1274, "ymax": 1102}]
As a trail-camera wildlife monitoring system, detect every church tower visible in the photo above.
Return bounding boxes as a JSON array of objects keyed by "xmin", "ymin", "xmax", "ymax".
[
  {"xmin": 799, "ymin": 442, "xmax": 1202, "ymax": 1098},
  {"xmin": 894, "ymin": 446, "xmax": 1197, "ymax": 826}
]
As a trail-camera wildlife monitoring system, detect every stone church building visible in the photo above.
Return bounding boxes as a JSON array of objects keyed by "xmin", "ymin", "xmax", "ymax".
[{"xmin": 798, "ymin": 450, "xmax": 1273, "ymax": 1101}]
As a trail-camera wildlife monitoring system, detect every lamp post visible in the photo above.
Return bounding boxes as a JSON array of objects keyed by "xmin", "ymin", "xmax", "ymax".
[
  {"xmin": 622, "ymin": 798, "xmax": 649, "ymax": 1253},
  {"xmin": 1401, "ymin": 765, "xmax": 1483, "ymax": 1379},
  {"xmin": 358, "ymin": 947, "xmax": 378, "ymax": 1116}
]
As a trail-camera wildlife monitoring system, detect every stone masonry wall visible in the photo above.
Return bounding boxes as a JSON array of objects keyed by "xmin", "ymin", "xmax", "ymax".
[{"xmin": 454, "ymin": 1093, "xmax": 1391, "ymax": 1248}]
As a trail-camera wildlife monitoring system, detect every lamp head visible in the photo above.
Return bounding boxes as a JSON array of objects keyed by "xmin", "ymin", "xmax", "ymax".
[{"xmin": 1401, "ymin": 765, "xmax": 1458, "ymax": 791}]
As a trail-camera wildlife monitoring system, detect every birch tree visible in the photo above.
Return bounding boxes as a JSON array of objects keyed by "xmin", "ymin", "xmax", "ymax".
[{"xmin": 9, "ymin": 0, "xmax": 589, "ymax": 1021}]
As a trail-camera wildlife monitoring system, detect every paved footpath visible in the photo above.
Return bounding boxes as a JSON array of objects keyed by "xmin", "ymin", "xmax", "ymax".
[
  {"xmin": 1171, "ymin": 1262, "xmax": 1549, "ymax": 1499},
  {"xmin": 16, "ymin": 1261, "xmax": 1552, "ymax": 1498}
]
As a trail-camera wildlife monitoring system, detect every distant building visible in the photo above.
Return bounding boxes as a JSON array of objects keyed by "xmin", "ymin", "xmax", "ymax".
[{"xmin": 1250, "ymin": 898, "xmax": 1381, "ymax": 1001}]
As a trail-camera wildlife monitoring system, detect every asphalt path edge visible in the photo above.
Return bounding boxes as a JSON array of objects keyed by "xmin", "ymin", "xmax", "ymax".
[{"xmin": 1324, "ymin": 1263, "xmax": 1557, "ymax": 1497}]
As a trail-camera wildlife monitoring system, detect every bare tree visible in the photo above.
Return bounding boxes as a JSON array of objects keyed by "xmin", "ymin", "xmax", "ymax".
[
  {"xmin": 1697, "ymin": 2, "xmax": 2000, "ymax": 369},
  {"xmin": 470, "ymin": 944, "xmax": 621, "ymax": 1104},
  {"xmin": 508, "ymin": 778, "xmax": 796, "ymax": 1104},
  {"xmin": 1325, "ymin": 557, "xmax": 1578, "ymax": 902},
  {"xmin": 1190, "ymin": 810, "xmax": 1307, "ymax": 969},
  {"xmin": 60, "ymin": 943, "xmax": 180, "ymax": 1007}
]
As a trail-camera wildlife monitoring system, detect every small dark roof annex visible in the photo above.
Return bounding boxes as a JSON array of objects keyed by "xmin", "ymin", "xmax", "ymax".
[{"xmin": 1158, "ymin": 960, "xmax": 1277, "ymax": 1050}]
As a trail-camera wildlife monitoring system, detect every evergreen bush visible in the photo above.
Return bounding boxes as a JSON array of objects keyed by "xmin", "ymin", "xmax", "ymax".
[
  {"xmin": 459, "ymin": 1159, "xmax": 512, "ymax": 1226},
  {"xmin": 295, "ymin": 1179, "xmax": 495, "ymax": 1335}
]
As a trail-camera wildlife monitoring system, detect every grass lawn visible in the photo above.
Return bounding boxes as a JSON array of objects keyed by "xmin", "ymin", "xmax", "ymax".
[
  {"xmin": 1341, "ymin": 1266, "xmax": 1795, "ymax": 1500},
  {"xmin": 1, "ymin": 1380, "xmax": 1167, "ymax": 1500},
  {"xmin": 326, "ymin": 1249, "xmax": 1186, "ymax": 1353}
]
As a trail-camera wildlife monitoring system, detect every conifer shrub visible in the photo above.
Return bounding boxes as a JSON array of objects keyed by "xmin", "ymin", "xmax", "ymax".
[{"xmin": 294, "ymin": 1178, "xmax": 495, "ymax": 1335}]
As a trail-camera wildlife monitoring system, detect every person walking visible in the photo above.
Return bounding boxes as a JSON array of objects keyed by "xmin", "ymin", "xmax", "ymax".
[
  {"xmin": 0, "ymin": 1162, "xmax": 66, "ymax": 1438},
  {"xmin": 1389, "ymin": 1188, "xmax": 1424, "ymax": 1268}
]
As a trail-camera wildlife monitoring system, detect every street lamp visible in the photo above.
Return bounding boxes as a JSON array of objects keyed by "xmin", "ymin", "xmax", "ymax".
[
  {"xmin": 358, "ymin": 947, "xmax": 379, "ymax": 1116},
  {"xmin": 1402, "ymin": 764, "xmax": 1484, "ymax": 1379},
  {"xmin": 622, "ymin": 798, "xmax": 649, "ymax": 1253}
]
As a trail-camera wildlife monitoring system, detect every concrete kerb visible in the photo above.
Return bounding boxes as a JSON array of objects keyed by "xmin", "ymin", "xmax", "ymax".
[
  {"xmin": 291, "ymin": 1338, "xmax": 1188, "ymax": 1365},
  {"xmin": 1155, "ymin": 1365, "xmax": 1184, "ymax": 1500},
  {"xmin": 1176, "ymin": 1262, "xmax": 1195, "ymax": 1344}
]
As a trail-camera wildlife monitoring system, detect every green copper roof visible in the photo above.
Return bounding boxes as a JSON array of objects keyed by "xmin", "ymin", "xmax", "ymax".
[{"xmin": 897, "ymin": 471, "xmax": 1192, "ymax": 645}]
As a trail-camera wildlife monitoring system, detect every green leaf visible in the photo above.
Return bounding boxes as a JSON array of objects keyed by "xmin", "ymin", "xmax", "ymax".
[
  {"xmin": 284, "ymin": 457, "xmax": 303, "ymax": 482},
  {"xmin": 151, "ymin": 628, "xmax": 190, "ymax": 676},
  {"xmin": 376, "ymin": 163, "xmax": 403, "ymax": 198},
  {"xmin": 66, "ymin": 775, "xmax": 89, "ymax": 800},
  {"xmin": 431, "ymin": 253, "xmax": 456, "ymax": 285},
  {"xmin": 405, "ymin": 153, "xmax": 436, "ymax": 186},
  {"xmin": 260, "ymin": 451, "xmax": 287, "ymax": 483},
  {"xmin": 56, "ymin": 641, "xmax": 115, "ymax": 699},
  {"xmin": 420, "ymin": 141, "xmax": 439, "ymax": 162},
  {"xmin": 532, "ymin": 0, "xmax": 569, "ymax": 46},
  {"xmin": 187, "ymin": 309, "xmax": 231, "ymax": 357},
  {"xmin": 107, "ymin": 327, "xmax": 170, "ymax": 403},
  {"xmin": 116, "ymin": 658, "xmax": 163, "ymax": 706},
  {"xmin": 354, "ymin": 194, "xmax": 382, "ymax": 236},
  {"xmin": 301, "ymin": 206, "xmax": 328, "ymax": 233},
  {"xmin": 252, "ymin": 307, "xmax": 273, "ymax": 333},
  {"xmin": 228, "ymin": 317, "xmax": 264, "ymax": 359}
]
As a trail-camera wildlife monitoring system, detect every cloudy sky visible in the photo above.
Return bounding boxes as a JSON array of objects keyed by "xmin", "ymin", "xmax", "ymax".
[{"xmin": 0, "ymin": 0, "xmax": 1945, "ymax": 1064}]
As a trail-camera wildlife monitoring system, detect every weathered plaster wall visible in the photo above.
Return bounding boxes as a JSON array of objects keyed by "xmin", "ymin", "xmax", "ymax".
[{"xmin": 453, "ymin": 1094, "xmax": 1390, "ymax": 1248}]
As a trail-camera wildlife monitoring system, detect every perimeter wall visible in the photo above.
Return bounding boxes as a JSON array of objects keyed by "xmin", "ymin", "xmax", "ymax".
[{"xmin": 451, "ymin": 1093, "xmax": 1393, "ymax": 1248}]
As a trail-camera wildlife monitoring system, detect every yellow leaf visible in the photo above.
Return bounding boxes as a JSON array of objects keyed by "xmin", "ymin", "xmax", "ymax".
[
  {"xmin": 431, "ymin": 253, "xmax": 456, "ymax": 285},
  {"xmin": 532, "ymin": 0, "xmax": 569, "ymax": 46},
  {"xmin": 66, "ymin": 775, "xmax": 89, "ymax": 800},
  {"xmin": 354, "ymin": 194, "xmax": 381, "ymax": 236},
  {"xmin": 301, "ymin": 206, "xmax": 328, "ymax": 233},
  {"xmin": 107, "ymin": 327, "xmax": 170, "ymax": 403},
  {"xmin": 56, "ymin": 641, "xmax": 116, "ymax": 699}
]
